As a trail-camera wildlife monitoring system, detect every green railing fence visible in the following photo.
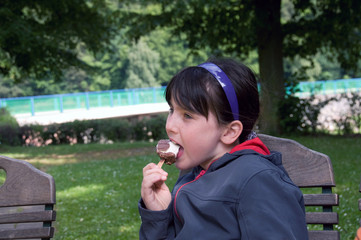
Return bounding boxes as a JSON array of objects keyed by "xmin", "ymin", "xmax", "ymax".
[
  {"xmin": 1, "ymin": 79, "xmax": 360, "ymax": 116},
  {"xmin": 0, "ymin": 87, "xmax": 167, "ymax": 116},
  {"xmin": 297, "ymin": 78, "xmax": 361, "ymax": 97}
]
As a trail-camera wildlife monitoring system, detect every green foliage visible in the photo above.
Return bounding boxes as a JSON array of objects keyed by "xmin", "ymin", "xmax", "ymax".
[
  {"xmin": 0, "ymin": 0, "xmax": 116, "ymax": 81},
  {"xmin": 0, "ymin": 108, "xmax": 18, "ymax": 126},
  {"xmin": 124, "ymin": 39, "xmax": 161, "ymax": 88},
  {"xmin": 278, "ymin": 94, "xmax": 306, "ymax": 134},
  {"xmin": 0, "ymin": 108, "xmax": 20, "ymax": 145},
  {"xmin": 278, "ymin": 76, "xmax": 309, "ymax": 134},
  {"xmin": 146, "ymin": 29, "xmax": 211, "ymax": 85}
]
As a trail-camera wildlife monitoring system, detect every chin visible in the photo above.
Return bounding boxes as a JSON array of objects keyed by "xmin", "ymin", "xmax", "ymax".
[{"xmin": 175, "ymin": 161, "xmax": 194, "ymax": 172}]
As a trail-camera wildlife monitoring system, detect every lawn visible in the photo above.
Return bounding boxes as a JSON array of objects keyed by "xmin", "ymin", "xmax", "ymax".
[{"xmin": 0, "ymin": 135, "xmax": 360, "ymax": 239}]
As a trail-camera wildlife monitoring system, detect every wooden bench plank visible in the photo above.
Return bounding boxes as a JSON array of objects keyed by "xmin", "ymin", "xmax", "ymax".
[
  {"xmin": 0, "ymin": 227, "xmax": 54, "ymax": 239},
  {"xmin": 258, "ymin": 134, "xmax": 336, "ymax": 187},
  {"xmin": 308, "ymin": 230, "xmax": 340, "ymax": 240},
  {"xmin": 306, "ymin": 212, "xmax": 338, "ymax": 224},
  {"xmin": 0, "ymin": 210, "xmax": 56, "ymax": 224},
  {"xmin": 304, "ymin": 194, "xmax": 339, "ymax": 206},
  {"xmin": 0, "ymin": 156, "xmax": 56, "ymax": 207}
]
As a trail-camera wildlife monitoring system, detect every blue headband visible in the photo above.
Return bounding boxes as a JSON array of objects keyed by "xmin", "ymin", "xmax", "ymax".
[{"xmin": 198, "ymin": 62, "xmax": 239, "ymax": 120}]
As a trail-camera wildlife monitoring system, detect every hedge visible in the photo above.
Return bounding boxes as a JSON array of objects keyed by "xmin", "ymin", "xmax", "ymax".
[{"xmin": 0, "ymin": 114, "xmax": 168, "ymax": 146}]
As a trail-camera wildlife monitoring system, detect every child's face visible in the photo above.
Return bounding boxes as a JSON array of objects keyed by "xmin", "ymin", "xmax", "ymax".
[{"xmin": 166, "ymin": 98, "xmax": 229, "ymax": 170}]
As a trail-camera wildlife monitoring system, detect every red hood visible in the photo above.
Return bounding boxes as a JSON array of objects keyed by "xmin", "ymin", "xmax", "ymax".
[{"xmin": 230, "ymin": 137, "xmax": 270, "ymax": 155}]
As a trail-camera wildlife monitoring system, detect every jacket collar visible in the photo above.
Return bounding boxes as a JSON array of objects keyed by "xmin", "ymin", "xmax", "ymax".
[
  {"xmin": 192, "ymin": 137, "xmax": 272, "ymax": 175},
  {"xmin": 230, "ymin": 137, "xmax": 270, "ymax": 155}
]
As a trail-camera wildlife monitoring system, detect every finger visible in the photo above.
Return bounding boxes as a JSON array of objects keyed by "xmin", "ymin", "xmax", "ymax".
[
  {"xmin": 142, "ymin": 169, "xmax": 168, "ymax": 187},
  {"xmin": 143, "ymin": 163, "xmax": 168, "ymax": 177},
  {"xmin": 143, "ymin": 162, "xmax": 157, "ymax": 174}
]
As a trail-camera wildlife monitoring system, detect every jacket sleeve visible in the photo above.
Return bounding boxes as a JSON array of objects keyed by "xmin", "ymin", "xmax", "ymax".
[
  {"xmin": 138, "ymin": 198, "xmax": 175, "ymax": 240},
  {"xmin": 237, "ymin": 169, "xmax": 309, "ymax": 240}
]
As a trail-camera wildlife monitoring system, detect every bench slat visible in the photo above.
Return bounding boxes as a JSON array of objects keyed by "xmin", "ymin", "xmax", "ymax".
[
  {"xmin": 0, "ymin": 210, "xmax": 56, "ymax": 224},
  {"xmin": 308, "ymin": 230, "xmax": 340, "ymax": 240},
  {"xmin": 304, "ymin": 194, "xmax": 339, "ymax": 206},
  {"xmin": 306, "ymin": 212, "xmax": 338, "ymax": 224},
  {"xmin": 0, "ymin": 227, "xmax": 54, "ymax": 239}
]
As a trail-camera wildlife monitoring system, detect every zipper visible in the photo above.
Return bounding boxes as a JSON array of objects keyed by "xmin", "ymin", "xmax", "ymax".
[
  {"xmin": 173, "ymin": 169, "xmax": 206, "ymax": 222},
  {"xmin": 195, "ymin": 170, "xmax": 206, "ymax": 180}
]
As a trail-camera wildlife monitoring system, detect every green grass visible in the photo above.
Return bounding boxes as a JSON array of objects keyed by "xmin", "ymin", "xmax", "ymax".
[
  {"xmin": 0, "ymin": 136, "xmax": 360, "ymax": 239},
  {"xmin": 49, "ymin": 154, "xmax": 179, "ymax": 239}
]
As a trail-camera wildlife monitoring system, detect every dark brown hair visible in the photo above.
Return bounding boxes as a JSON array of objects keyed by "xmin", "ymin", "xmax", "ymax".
[{"xmin": 165, "ymin": 58, "xmax": 259, "ymax": 143}]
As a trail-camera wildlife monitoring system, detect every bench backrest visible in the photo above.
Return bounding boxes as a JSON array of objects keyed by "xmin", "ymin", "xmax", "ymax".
[
  {"xmin": 0, "ymin": 155, "xmax": 56, "ymax": 239},
  {"xmin": 258, "ymin": 134, "xmax": 339, "ymax": 240}
]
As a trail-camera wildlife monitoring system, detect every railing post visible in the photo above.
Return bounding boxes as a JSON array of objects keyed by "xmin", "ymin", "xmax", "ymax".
[
  {"xmin": 30, "ymin": 98, "xmax": 35, "ymax": 116},
  {"xmin": 53, "ymin": 98, "xmax": 58, "ymax": 111},
  {"xmin": 58, "ymin": 95, "xmax": 63, "ymax": 113},
  {"xmin": 135, "ymin": 90, "xmax": 139, "ymax": 104},
  {"xmin": 153, "ymin": 88, "xmax": 157, "ymax": 103},
  {"xmin": 127, "ymin": 90, "xmax": 133, "ymax": 105},
  {"xmin": 117, "ymin": 93, "xmax": 121, "ymax": 106},
  {"xmin": 97, "ymin": 95, "xmax": 102, "ymax": 107},
  {"xmin": 76, "ymin": 96, "xmax": 81, "ymax": 108},
  {"xmin": 110, "ymin": 91, "xmax": 114, "ymax": 107},
  {"xmin": 345, "ymin": 80, "xmax": 349, "ymax": 93},
  {"xmin": 85, "ymin": 92, "xmax": 90, "ymax": 110}
]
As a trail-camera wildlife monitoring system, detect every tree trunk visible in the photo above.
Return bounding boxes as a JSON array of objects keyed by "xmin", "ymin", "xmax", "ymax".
[{"xmin": 255, "ymin": 0, "xmax": 284, "ymax": 135}]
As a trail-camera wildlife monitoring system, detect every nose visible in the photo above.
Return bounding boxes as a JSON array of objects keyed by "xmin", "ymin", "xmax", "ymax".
[{"xmin": 165, "ymin": 113, "xmax": 178, "ymax": 135}]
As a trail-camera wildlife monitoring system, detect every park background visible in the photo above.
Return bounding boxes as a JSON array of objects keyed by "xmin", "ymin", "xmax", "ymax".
[{"xmin": 0, "ymin": 0, "xmax": 361, "ymax": 239}]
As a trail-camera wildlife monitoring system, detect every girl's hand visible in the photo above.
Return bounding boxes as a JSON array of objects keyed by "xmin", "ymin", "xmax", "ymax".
[{"xmin": 141, "ymin": 163, "xmax": 172, "ymax": 211}]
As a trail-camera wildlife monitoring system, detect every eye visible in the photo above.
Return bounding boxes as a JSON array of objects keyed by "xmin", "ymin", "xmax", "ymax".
[
  {"xmin": 184, "ymin": 113, "xmax": 192, "ymax": 119},
  {"xmin": 168, "ymin": 107, "xmax": 174, "ymax": 114}
]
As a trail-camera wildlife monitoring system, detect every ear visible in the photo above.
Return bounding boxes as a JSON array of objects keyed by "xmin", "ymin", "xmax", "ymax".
[{"xmin": 220, "ymin": 120, "xmax": 243, "ymax": 145}]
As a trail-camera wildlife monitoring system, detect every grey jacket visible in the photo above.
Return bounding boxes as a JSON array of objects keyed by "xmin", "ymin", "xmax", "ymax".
[{"xmin": 139, "ymin": 139, "xmax": 308, "ymax": 239}]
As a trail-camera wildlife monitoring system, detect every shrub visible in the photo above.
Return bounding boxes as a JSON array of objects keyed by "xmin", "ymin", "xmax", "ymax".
[
  {"xmin": 280, "ymin": 88, "xmax": 361, "ymax": 135},
  {"xmin": 18, "ymin": 114, "xmax": 168, "ymax": 146},
  {"xmin": 145, "ymin": 114, "xmax": 168, "ymax": 140},
  {"xmin": 20, "ymin": 124, "xmax": 45, "ymax": 146},
  {"xmin": 278, "ymin": 95, "xmax": 306, "ymax": 134},
  {"xmin": 0, "ymin": 108, "xmax": 21, "ymax": 145},
  {"xmin": 98, "ymin": 118, "xmax": 132, "ymax": 142}
]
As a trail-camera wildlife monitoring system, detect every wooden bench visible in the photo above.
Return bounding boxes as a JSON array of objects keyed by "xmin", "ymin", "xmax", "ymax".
[
  {"xmin": 0, "ymin": 155, "xmax": 56, "ymax": 239},
  {"xmin": 258, "ymin": 134, "xmax": 339, "ymax": 240}
]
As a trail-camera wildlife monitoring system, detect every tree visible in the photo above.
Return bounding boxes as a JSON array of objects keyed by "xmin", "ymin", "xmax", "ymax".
[
  {"xmin": 124, "ymin": 39, "xmax": 161, "ymax": 88},
  {"xmin": 119, "ymin": 0, "xmax": 361, "ymax": 134},
  {"xmin": 0, "ymin": 0, "xmax": 116, "ymax": 81},
  {"xmin": 90, "ymin": 27, "xmax": 210, "ymax": 90}
]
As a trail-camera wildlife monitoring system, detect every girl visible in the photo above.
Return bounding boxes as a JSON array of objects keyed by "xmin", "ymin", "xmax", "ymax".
[{"xmin": 139, "ymin": 58, "xmax": 308, "ymax": 239}]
